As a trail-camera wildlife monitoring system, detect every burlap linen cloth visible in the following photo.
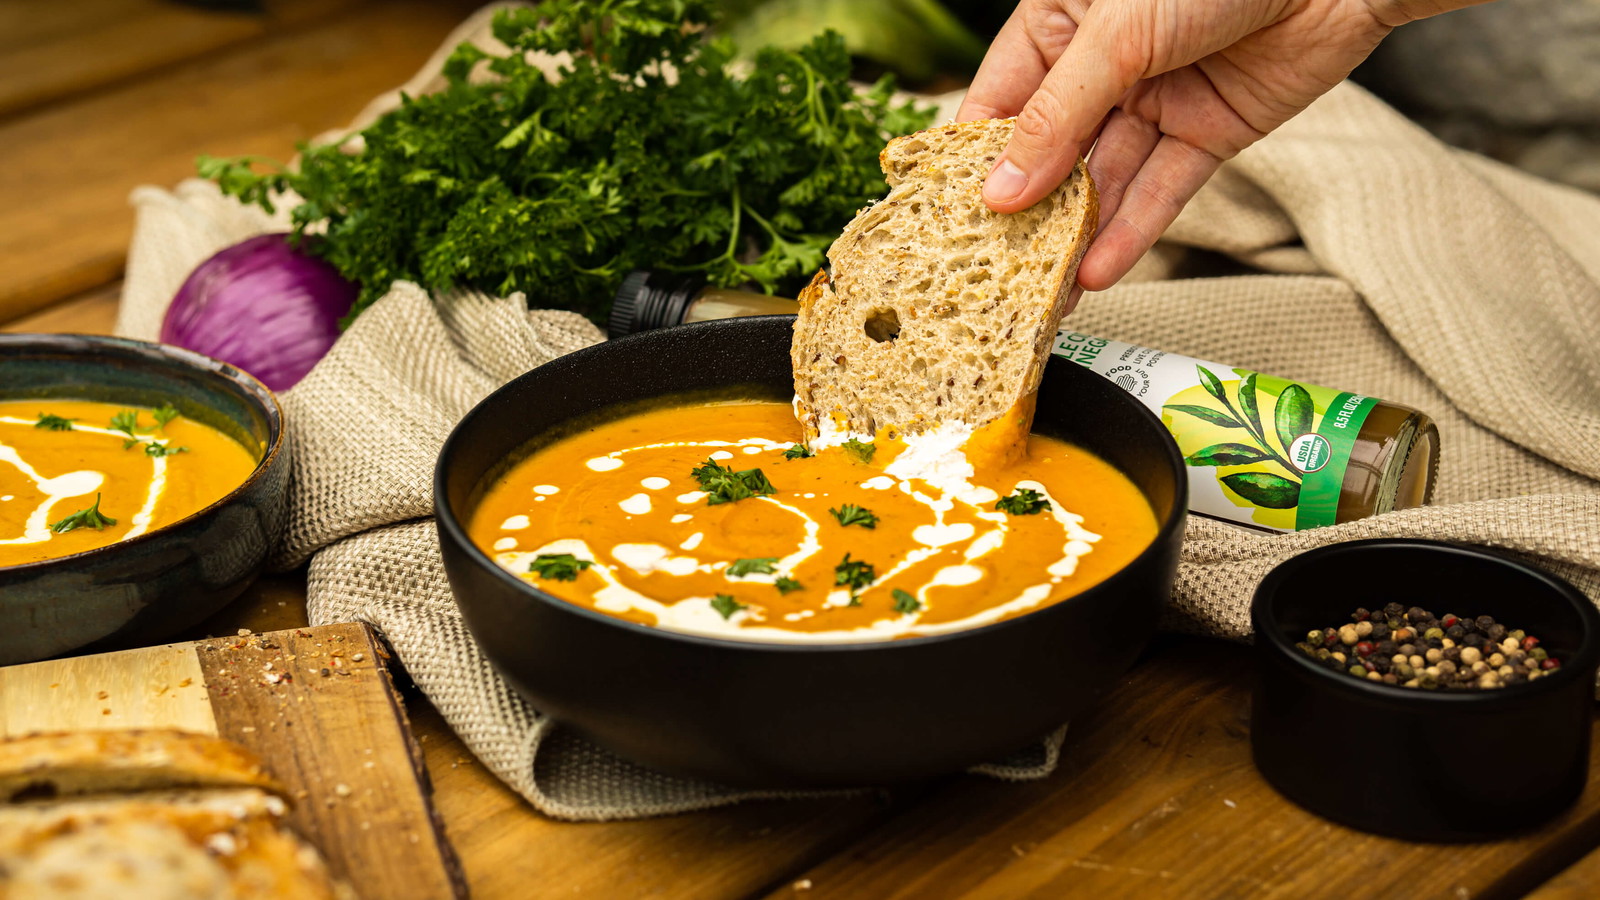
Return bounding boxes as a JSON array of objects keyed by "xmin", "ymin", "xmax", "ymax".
[{"xmin": 115, "ymin": 8, "xmax": 1600, "ymax": 820}]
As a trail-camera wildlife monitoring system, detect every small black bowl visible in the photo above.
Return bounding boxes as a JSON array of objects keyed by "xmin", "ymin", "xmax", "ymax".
[
  {"xmin": 1251, "ymin": 539, "xmax": 1600, "ymax": 841},
  {"xmin": 0, "ymin": 334, "xmax": 289, "ymax": 665},
  {"xmin": 435, "ymin": 315, "xmax": 1186, "ymax": 788}
]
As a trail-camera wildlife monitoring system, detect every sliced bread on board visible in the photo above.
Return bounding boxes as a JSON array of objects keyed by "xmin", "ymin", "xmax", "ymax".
[
  {"xmin": 0, "ymin": 730, "xmax": 356, "ymax": 899},
  {"xmin": 791, "ymin": 117, "xmax": 1096, "ymax": 452}
]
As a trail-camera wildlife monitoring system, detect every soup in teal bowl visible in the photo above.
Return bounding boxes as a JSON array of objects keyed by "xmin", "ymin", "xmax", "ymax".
[{"xmin": 0, "ymin": 333, "xmax": 289, "ymax": 664}]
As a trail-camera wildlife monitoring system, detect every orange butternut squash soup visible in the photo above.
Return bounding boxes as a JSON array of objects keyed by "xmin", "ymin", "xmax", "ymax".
[
  {"xmin": 468, "ymin": 401, "xmax": 1158, "ymax": 643},
  {"xmin": 0, "ymin": 400, "xmax": 258, "ymax": 567}
]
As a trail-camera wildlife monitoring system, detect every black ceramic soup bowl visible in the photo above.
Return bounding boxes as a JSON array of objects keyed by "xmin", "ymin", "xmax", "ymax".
[
  {"xmin": 435, "ymin": 315, "xmax": 1185, "ymax": 788},
  {"xmin": 0, "ymin": 333, "xmax": 289, "ymax": 665},
  {"xmin": 1252, "ymin": 539, "xmax": 1600, "ymax": 841}
]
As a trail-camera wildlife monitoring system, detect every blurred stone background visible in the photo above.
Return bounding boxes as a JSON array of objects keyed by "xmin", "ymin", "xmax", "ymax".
[{"xmin": 1352, "ymin": 0, "xmax": 1600, "ymax": 194}]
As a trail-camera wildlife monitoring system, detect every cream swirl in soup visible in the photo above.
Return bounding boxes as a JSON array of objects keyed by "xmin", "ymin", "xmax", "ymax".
[{"xmin": 468, "ymin": 401, "xmax": 1156, "ymax": 643}]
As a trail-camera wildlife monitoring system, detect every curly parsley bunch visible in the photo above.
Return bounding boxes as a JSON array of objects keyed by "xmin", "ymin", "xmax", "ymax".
[{"xmin": 201, "ymin": 0, "xmax": 934, "ymax": 324}]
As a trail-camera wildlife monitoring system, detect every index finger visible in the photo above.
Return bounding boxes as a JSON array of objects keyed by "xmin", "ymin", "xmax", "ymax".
[
  {"xmin": 983, "ymin": 4, "xmax": 1152, "ymax": 212},
  {"xmin": 956, "ymin": 6, "xmax": 1064, "ymax": 122}
]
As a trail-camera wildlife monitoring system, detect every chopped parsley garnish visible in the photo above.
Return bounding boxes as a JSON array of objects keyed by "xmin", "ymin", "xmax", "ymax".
[
  {"xmin": 152, "ymin": 403, "xmax": 180, "ymax": 428},
  {"xmin": 110, "ymin": 409, "xmax": 141, "ymax": 448},
  {"xmin": 892, "ymin": 589, "xmax": 922, "ymax": 614},
  {"xmin": 829, "ymin": 504, "xmax": 878, "ymax": 529},
  {"xmin": 783, "ymin": 443, "xmax": 813, "ymax": 460},
  {"xmin": 690, "ymin": 458, "xmax": 776, "ymax": 505},
  {"xmin": 710, "ymin": 594, "xmax": 746, "ymax": 620},
  {"xmin": 834, "ymin": 553, "xmax": 876, "ymax": 594},
  {"xmin": 996, "ymin": 488, "xmax": 1052, "ymax": 516},
  {"xmin": 841, "ymin": 438, "xmax": 876, "ymax": 464},
  {"xmin": 727, "ymin": 557, "xmax": 778, "ymax": 577},
  {"xmin": 774, "ymin": 577, "xmax": 803, "ymax": 594},
  {"xmin": 33, "ymin": 413, "xmax": 75, "ymax": 431},
  {"xmin": 528, "ymin": 553, "xmax": 593, "ymax": 581},
  {"xmin": 144, "ymin": 443, "xmax": 189, "ymax": 458},
  {"xmin": 49, "ymin": 494, "xmax": 117, "ymax": 533}
]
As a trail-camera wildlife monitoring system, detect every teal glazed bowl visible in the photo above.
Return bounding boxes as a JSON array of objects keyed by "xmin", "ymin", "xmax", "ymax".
[{"xmin": 0, "ymin": 334, "xmax": 289, "ymax": 664}]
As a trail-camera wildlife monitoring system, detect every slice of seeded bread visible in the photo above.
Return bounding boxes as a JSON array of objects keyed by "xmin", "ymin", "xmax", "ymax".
[
  {"xmin": 791, "ymin": 117, "xmax": 1097, "ymax": 445},
  {"xmin": 0, "ymin": 730, "xmax": 286, "ymax": 803}
]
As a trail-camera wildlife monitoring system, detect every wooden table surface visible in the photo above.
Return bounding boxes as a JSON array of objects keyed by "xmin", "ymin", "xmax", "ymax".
[{"xmin": 7, "ymin": 3, "xmax": 1600, "ymax": 898}]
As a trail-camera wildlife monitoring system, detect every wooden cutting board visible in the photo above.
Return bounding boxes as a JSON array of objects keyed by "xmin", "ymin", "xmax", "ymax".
[{"xmin": 0, "ymin": 622, "xmax": 466, "ymax": 900}]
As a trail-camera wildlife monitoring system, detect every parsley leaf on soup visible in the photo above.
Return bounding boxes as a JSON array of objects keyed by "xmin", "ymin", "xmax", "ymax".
[
  {"xmin": 830, "ymin": 504, "xmax": 878, "ymax": 529},
  {"xmin": 834, "ymin": 554, "xmax": 876, "ymax": 595},
  {"xmin": 841, "ymin": 438, "xmax": 876, "ymax": 464},
  {"xmin": 690, "ymin": 458, "xmax": 775, "ymax": 505},
  {"xmin": 711, "ymin": 594, "xmax": 746, "ymax": 620},
  {"xmin": 49, "ymin": 494, "xmax": 117, "ymax": 533},
  {"xmin": 996, "ymin": 488, "xmax": 1051, "ymax": 516},
  {"xmin": 727, "ymin": 557, "xmax": 778, "ymax": 577},
  {"xmin": 528, "ymin": 554, "xmax": 593, "ymax": 581},
  {"xmin": 110, "ymin": 409, "xmax": 141, "ymax": 448}
]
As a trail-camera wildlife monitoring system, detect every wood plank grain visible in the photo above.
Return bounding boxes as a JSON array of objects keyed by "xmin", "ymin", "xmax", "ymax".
[
  {"xmin": 0, "ymin": 641, "xmax": 215, "ymax": 736},
  {"xmin": 766, "ymin": 637, "xmax": 1600, "ymax": 900},
  {"xmin": 0, "ymin": 0, "xmax": 482, "ymax": 325},
  {"xmin": 195, "ymin": 623, "xmax": 466, "ymax": 900},
  {"xmin": 0, "ymin": 0, "xmax": 368, "ymax": 119},
  {"xmin": 1528, "ymin": 842, "xmax": 1600, "ymax": 900},
  {"xmin": 0, "ymin": 281, "xmax": 122, "ymax": 335},
  {"xmin": 411, "ymin": 698, "xmax": 918, "ymax": 900}
]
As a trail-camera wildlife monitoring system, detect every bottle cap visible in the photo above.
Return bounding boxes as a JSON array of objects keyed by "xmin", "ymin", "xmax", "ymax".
[{"xmin": 608, "ymin": 271, "xmax": 709, "ymax": 339}]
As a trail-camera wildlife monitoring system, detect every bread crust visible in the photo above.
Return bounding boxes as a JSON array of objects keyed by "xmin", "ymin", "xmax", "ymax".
[
  {"xmin": 0, "ymin": 729, "xmax": 286, "ymax": 803},
  {"xmin": 0, "ymin": 789, "xmax": 355, "ymax": 899},
  {"xmin": 0, "ymin": 730, "xmax": 355, "ymax": 899},
  {"xmin": 792, "ymin": 117, "xmax": 1098, "ymax": 443}
]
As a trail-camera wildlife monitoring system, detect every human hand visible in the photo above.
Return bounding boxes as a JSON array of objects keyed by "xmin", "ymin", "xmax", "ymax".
[{"xmin": 958, "ymin": 0, "xmax": 1482, "ymax": 292}]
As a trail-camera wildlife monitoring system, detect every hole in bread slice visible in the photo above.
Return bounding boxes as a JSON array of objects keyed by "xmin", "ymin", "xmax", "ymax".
[{"xmin": 863, "ymin": 308, "xmax": 902, "ymax": 343}]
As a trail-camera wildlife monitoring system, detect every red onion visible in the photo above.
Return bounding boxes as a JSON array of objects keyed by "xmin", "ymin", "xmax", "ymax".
[{"xmin": 160, "ymin": 233, "xmax": 357, "ymax": 392}]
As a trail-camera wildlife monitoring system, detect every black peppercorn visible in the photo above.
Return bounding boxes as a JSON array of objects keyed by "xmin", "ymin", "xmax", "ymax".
[{"xmin": 1295, "ymin": 605, "xmax": 1559, "ymax": 691}]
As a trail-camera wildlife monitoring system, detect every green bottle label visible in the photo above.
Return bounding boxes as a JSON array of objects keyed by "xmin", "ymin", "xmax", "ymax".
[{"xmin": 1053, "ymin": 332, "xmax": 1378, "ymax": 532}]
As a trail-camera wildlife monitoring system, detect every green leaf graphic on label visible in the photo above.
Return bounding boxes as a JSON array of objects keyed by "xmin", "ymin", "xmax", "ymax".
[
  {"xmin": 1274, "ymin": 384, "xmax": 1314, "ymax": 451},
  {"xmin": 1186, "ymin": 443, "xmax": 1274, "ymax": 467},
  {"xmin": 1164, "ymin": 404, "xmax": 1244, "ymax": 428},
  {"xmin": 1197, "ymin": 366, "xmax": 1228, "ymax": 404},
  {"xmin": 1221, "ymin": 472, "xmax": 1301, "ymax": 509},
  {"xmin": 1238, "ymin": 373, "xmax": 1264, "ymax": 437}
]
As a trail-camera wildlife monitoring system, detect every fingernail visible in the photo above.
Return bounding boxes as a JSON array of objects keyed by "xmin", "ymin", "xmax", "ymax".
[{"xmin": 984, "ymin": 160, "xmax": 1029, "ymax": 204}]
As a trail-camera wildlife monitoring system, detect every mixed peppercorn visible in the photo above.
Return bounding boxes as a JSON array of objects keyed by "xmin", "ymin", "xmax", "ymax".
[{"xmin": 1294, "ymin": 603, "xmax": 1560, "ymax": 690}]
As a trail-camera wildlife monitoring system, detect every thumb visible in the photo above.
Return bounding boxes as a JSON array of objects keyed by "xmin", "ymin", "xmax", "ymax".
[{"xmin": 983, "ymin": 8, "xmax": 1147, "ymax": 213}]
